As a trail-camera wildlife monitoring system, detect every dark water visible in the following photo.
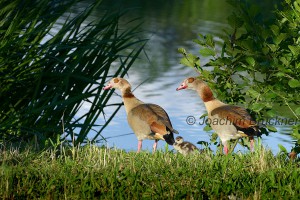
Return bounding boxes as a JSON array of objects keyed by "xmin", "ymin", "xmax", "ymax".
[{"xmin": 75, "ymin": 0, "xmax": 294, "ymax": 153}]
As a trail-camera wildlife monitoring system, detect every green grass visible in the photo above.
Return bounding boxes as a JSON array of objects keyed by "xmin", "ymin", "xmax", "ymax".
[{"xmin": 0, "ymin": 144, "xmax": 299, "ymax": 199}]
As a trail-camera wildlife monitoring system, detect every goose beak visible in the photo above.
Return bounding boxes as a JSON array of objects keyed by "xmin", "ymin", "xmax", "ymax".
[
  {"xmin": 103, "ymin": 83, "xmax": 113, "ymax": 90},
  {"xmin": 176, "ymin": 84, "xmax": 187, "ymax": 91}
]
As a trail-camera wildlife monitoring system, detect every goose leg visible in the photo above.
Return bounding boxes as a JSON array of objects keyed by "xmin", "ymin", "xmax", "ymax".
[
  {"xmin": 152, "ymin": 139, "xmax": 158, "ymax": 152},
  {"xmin": 224, "ymin": 145, "xmax": 229, "ymax": 155},
  {"xmin": 137, "ymin": 140, "xmax": 142, "ymax": 153},
  {"xmin": 249, "ymin": 137, "xmax": 254, "ymax": 152},
  {"xmin": 222, "ymin": 141, "xmax": 230, "ymax": 155}
]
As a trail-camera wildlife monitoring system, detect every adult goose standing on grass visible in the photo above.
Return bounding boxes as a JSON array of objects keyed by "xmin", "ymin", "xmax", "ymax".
[
  {"xmin": 176, "ymin": 77, "xmax": 260, "ymax": 155},
  {"xmin": 103, "ymin": 77, "xmax": 178, "ymax": 153}
]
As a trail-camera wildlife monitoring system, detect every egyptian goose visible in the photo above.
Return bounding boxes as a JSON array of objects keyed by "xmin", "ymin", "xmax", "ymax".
[
  {"xmin": 176, "ymin": 77, "xmax": 259, "ymax": 155},
  {"xmin": 103, "ymin": 77, "xmax": 178, "ymax": 152},
  {"xmin": 173, "ymin": 136, "xmax": 199, "ymax": 155}
]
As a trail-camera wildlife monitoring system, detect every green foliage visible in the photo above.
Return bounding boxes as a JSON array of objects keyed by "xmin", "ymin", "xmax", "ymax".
[
  {"xmin": 178, "ymin": 0, "xmax": 300, "ymax": 153},
  {"xmin": 0, "ymin": 145, "xmax": 299, "ymax": 199},
  {"xmin": 0, "ymin": 0, "xmax": 146, "ymax": 146}
]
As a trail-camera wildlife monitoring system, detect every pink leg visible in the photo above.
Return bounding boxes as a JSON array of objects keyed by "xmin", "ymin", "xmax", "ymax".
[
  {"xmin": 137, "ymin": 140, "xmax": 142, "ymax": 153},
  {"xmin": 153, "ymin": 139, "xmax": 158, "ymax": 152},
  {"xmin": 224, "ymin": 145, "xmax": 229, "ymax": 155},
  {"xmin": 250, "ymin": 137, "xmax": 254, "ymax": 152}
]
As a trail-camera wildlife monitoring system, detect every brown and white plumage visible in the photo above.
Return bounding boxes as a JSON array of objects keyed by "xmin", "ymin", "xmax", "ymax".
[
  {"xmin": 176, "ymin": 77, "xmax": 259, "ymax": 155},
  {"xmin": 103, "ymin": 77, "xmax": 178, "ymax": 152},
  {"xmin": 173, "ymin": 136, "xmax": 199, "ymax": 156}
]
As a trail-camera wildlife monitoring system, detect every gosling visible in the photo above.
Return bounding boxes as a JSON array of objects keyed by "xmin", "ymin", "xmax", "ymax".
[{"xmin": 173, "ymin": 136, "xmax": 199, "ymax": 156}]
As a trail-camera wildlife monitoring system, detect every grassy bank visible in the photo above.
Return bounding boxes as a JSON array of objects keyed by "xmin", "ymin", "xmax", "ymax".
[{"xmin": 0, "ymin": 144, "xmax": 299, "ymax": 199}]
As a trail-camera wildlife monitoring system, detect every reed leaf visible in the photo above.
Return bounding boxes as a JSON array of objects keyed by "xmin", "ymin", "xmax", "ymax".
[{"xmin": 0, "ymin": 0, "xmax": 146, "ymax": 146}]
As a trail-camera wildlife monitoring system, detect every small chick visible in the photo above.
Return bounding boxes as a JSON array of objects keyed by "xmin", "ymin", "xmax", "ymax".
[{"xmin": 173, "ymin": 136, "xmax": 199, "ymax": 156}]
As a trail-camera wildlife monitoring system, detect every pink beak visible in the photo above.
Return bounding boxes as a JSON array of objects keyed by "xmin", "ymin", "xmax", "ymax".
[
  {"xmin": 176, "ymin": 84, "xmax": 187, "ymax": 91},
  {"xmin": 103, "ymin": 83, "xmax": 113, "ymax": 90}
]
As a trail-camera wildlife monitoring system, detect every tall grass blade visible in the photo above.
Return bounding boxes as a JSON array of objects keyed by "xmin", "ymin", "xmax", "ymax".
[{"xmin": 0, "ymin": 0, "xmax": 146, "ymax": 146}]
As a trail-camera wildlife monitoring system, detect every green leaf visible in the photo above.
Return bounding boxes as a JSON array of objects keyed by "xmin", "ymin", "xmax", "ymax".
[
  {"xmin": 180, "ymin": 57, "xmax": 193, "ymax": 68},
  {"xmin": 247, "ymin": 88, "xmax": 260, "ymax": 98},
  {"xmin": 205, "ymin": 34, "xmax": 215, "ymax": 48},
  {"xmin": 180, "ymin": 53, "xmax": 200, "ymax": 68},
  {"xmin": 251, "ymin": 103, "xmax": 265, "ymax": 112},
  {"xmin": 265, "ymin": 92, "xmax": 277, "ymax": 99},
  {"xmin": 275, "ymin": 72, "xmax": 285, "ymax": 77},
  {"xmin": 288, "ymin": 45, "xmax": 300, "ymax": 56},
  {"xmin": 198, "ymin": 33, "xmax": 204, "ymax": 38},
  {"xmin": 203, "ymin": 124, "xmax": 212, "ymax": 131},
  {"xmin": 211, "ymin": 132, "xmax": 218, "ymax": 143},
  {"xmin": 197, "ymin": 141, "xmax": 209, "ymax": 146},
  {"xmin": 266, "ymin": 125, "xmax": 277, "ymax": 132},
  {"xmin": 199, "ymin": 48, "xmax": 215, "ymax": 57},
  {"xmin": 234, "ymin": 65, "xmax": 246, "ymax": 72},
  {"xmin": 227, "ymin": 13, "xmax": 244, "ymax": 28},
  {"xmin": 193, "ymin": 39, "xmax": 206, "ymax": 46},
  {"xmin": 279, "ymin": 57, "xmax": 289, "ymax": 66},
  {"xmin": 288, "ymin": 79, "xmax": 300, "ymax": 88},
  {"xmin": 225, "ymin": 82, "xmax": 232, "ymax": 89},
  {"xmin": 249, "ymin": 4, "xmax": 260, "ymax": 16},
  {"xmin": 278, "ymin": 144, "xmax": 288, "ymax": 153},
  {"xmin": 273, "ymin": 33, "xmax": 287, "ymax": 45},
  {"xmin": 199, "ymin": 113, "xmax": 208, "ymax": 119},
  {"xmin": 266, "ymin": 109, "xmax": 276, "ymax": 117},
  {"xmin": 201, "ymin": 69, "xmax": 212, "ymax": 79},
  {"xmin": 245, "ymin": 57, "xmax": 255, "ymax": 67},
  {"xmin": 294, "ymin": 0, "xmax": 300, "ymax": 11},
  {"xmin": 270, "ymin": 25, "xmax": 279, "ymax": 35},
  {"xmin": 241, "ymin": 39, "xmax": 255, "ymax": 50},
  {"xmin": 262, "ymin": 47, "xmax": 269, "ymax": 55},
  {"xmin": 295, "ymin": 107, "xmax": 300, "ymax": 115},
  {"xmin": 268, "ymin": 44, "xmax": 278, "ymax": 52},
  {"xmin": 178, "ymin": 48, "xmax": 186, "ymax": 55},
  {"xmin": 291, "ymin": 127, "xmax": 300, "ymax": 139}
]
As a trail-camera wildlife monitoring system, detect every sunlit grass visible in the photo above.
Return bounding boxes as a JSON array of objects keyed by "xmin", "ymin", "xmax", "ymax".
[{"xmin": 0, "ymin": 143, "xmax": 299, "ymax": 199}]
